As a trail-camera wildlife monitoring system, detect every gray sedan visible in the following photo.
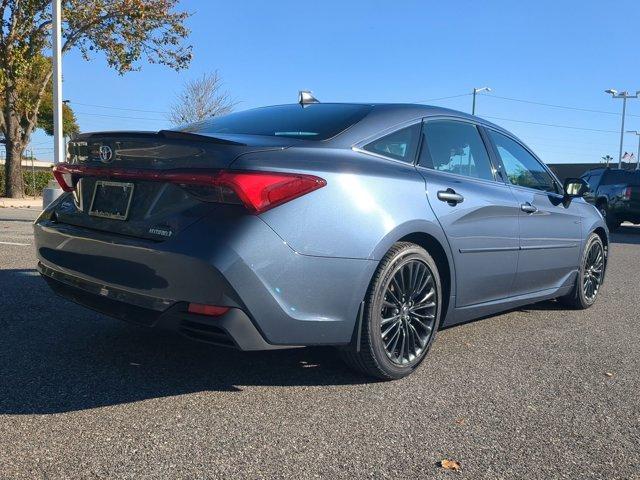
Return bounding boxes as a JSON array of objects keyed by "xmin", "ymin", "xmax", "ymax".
[{"xmin": 35, "ymin": 101, "xmax": 608, "ymax": 379}]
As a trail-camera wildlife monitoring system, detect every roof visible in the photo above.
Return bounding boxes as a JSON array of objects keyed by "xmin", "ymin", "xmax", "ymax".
[{"xmin": 313, "ymin": 102, "xmax": 511, "ymax": 147}]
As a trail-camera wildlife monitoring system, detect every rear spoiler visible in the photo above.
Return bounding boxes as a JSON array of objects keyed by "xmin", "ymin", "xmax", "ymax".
[{"xmin": 70, "ymin": 130, "xmax": 246, "ymax": 146}]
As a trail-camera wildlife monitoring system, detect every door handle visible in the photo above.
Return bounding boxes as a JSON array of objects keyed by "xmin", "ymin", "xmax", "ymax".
[
  {"xmin": 521, "ymin": 202, "xmax": 538, "ymax": 214},
  {"xmin": 437, "ymin": 189, "xmax": 464, "ymax": 205}
]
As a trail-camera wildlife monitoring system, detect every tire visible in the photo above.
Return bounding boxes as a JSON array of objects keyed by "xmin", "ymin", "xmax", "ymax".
[
  {"xmin": 559, "ymin": 233, "xmax": 605, "ymax": 309},
  {"xmin": 340, "ymin": 242, "xmax": 442, "ymax": 380},
  {"xmin": 598, "ymin": 202, "xmax": 618, "ymax": 231}
]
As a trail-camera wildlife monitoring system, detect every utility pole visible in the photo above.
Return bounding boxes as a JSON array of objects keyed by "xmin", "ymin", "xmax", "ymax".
[
  {"xmin": 52, "ymin": 0, "xmax": 63, "ymax": 165},
  {"xmin": 605, "ymin": 89, "xmax": 639, "ymax": 168},
  {"xmin": 472, "ymin": 87, "xmax": 491, "ymax": 115},
  {"xmin": 30, "ymin": 149, "xmax": 35, "ymax": 197},
  {"xmin": 627, "ymin": 131, "xmax": 640, "ymax": 171},
  {"xmin": 43, "ymin": 0, "xmax": 64, "ymax": 209},
  {"xmin": 602, "ymin": 155, "xmax": 613, "ymax": 167}
]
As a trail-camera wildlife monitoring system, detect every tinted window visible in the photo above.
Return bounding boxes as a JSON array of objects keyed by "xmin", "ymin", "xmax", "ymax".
[
  {"xmin": 362, "ymin": 124, "xmax": 421, "ymax": 162},
  {"xmin": 488, "ymin": 130, "xmax": 557, "ymax": 193},
  {"xmin": 603, "ymin": 170, "xmax": 640, "ymax": 185},
  {"xmin": 586, "ymin": 171, "xmax": 602, "ymax": 189},
  {"xmin": 419, "ymin": 120, "xmax": 494, "ymax": 181},
  {"xmin": 178, "ymin": 104, "xmax": 372, "ymax": 140}
]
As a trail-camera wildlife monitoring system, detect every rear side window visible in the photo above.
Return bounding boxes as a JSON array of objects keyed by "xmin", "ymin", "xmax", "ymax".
[
  {"xmin": 178, "ymin": 104, "xmax": 373, "ymax": 140},
  {"xmin": 362, "ymin": 124, "xmax": 421, "ymax": 163},
  {"xmin": 419, "ymin": 120, "xmax": 495, "ymax": 181},
  {"xmin": 488, "ymin": 130, "xmax": 557, "ymax": 193}
]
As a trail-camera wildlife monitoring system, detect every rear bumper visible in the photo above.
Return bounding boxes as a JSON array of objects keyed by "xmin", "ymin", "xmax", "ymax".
[
  {"xmin": 610, "ymin": 201, "xmax": 640, "ymax": 222},
  {"xmin": 39, "ymin": 263, "xmax": 284, "ymax": 350},
  {"xmin": 34, "ymin": 205, "xmax": 376, "ymax": 348}
]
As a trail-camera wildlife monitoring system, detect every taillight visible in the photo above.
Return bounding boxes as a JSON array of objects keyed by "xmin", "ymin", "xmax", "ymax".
[
  {"xmin": 187, "ymin": 303, "xmax": 230, "ymax": 316},
  {"xmin": 51, "ymin": 164, "xmax": 326, "ymax": 213},
  {"xmin": 52, "ymin": 166, "xmax": 74, "ymax": 192},
  {"xmin": 214, "ymin": 171, "xmax": 326, "ymax": 213},
  {"xmin": 623, "ymin": 186, "xmax": 632, "ymax": 200}
]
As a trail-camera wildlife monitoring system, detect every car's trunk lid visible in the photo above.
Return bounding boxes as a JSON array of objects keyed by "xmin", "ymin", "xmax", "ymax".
[{"xmin": 53, "ymin": 131, "xmax": 293, "ymax": 240}]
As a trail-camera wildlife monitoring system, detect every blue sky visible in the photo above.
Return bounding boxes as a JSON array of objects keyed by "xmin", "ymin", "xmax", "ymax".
[{"xmin": 29, "ymin": 0, "xmax": 640, "ymax": 165}]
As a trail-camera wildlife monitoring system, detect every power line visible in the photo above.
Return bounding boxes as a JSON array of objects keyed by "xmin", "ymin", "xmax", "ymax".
[
  {"xmin": 414, "ymin": 90, "xmax": 639, "ymax": 121},
  {"xmin": 413, "ymin": 93, "xmax": 472, "ymax": 103},
  {"xmin": 522, "ymin": 134, "xmax": 617, "ymax": 148},
  {"xmin": 412, "ymin": 92, "xmax": 627, "ymax": 133},
  {"xmin": 74, "ymin": 111, "xmax": 166, "ymax": 122},
  {"xmin": 486, "ymin": 94, "xmax": 627, "ymax": 116},
  {"xmin": 482, "ymin": 115, "xmax": 618, "ymax": 134},
  {"xmin": 68, "ymin": 101, "xmax": 169, "ymax": 115}
]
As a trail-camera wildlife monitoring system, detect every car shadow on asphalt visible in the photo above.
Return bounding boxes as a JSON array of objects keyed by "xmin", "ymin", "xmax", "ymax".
[
  {"xmin": 0, "ymin": 269, "xmax": 370, "ymax": 415},
  {"xmin": 610, "ymin": 224, "xmax": 640, "ymax": 245}
]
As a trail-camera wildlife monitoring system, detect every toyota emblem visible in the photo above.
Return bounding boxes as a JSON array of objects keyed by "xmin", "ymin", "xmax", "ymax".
[{"xmin": 99, "ymin": 145, "xmax": 113, "ymax": 163}]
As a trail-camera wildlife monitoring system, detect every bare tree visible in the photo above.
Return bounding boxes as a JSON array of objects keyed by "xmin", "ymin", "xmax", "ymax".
[{"xmin": 169, "ymin": 72, "xmax": 235, "ymax": 126}]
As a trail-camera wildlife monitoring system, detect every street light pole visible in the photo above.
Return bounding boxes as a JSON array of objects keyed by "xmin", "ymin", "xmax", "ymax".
[
  {"xmin": 627, "ymin": 131, "xmax": 640, "ymax": 171},
  {"xmin": 472, "ymin": 87, "xmax": 491, "ymax": 115},
  {"xmin": 605, "ymin": 89, "xmax": 640, "ymax": 169},
  {"xmin": 52, "ymin": 0, "xmax": 63, "ymax": 165},
  {"xmin": 43, "ymin": 0, "xmax": 64, "ymax": 209}
]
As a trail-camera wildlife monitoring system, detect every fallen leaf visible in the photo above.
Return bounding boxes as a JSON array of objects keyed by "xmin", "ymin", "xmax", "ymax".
[
  {"xmin": 440, "ymin": 459, "xmax": 461, "ymax": 472},
  {"xmin": 454, "ymin": 418, "xmax": 466, "ymax": 425},
  {"xmin": 604, "ymin": 372, "xmax": 614, "ymax": 377}
]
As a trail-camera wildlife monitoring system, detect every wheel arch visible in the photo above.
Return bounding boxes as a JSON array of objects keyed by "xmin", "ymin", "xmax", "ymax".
[
  {"xmin": 595, "ymin": 196, "xmax": 608, "ymax": 208},
  {"xmin": 593, "ymin": 226, "xmax": 608, "ymax": 248},
  {"xmin": 369, "ymin": 219, "xmax": 456, "ymax": 323},
  {"xmin": 398, "ymin": 232, "xmax": 453, "ymax": 325}
]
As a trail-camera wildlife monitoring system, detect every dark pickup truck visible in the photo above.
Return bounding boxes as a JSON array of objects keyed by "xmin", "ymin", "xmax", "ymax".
[{"xmin": 581, "ymin": 168, "xmax": 640, "ymax": 231}]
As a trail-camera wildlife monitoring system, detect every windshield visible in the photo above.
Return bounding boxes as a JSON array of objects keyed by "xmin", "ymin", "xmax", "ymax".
[{"xmin": 177, "ymin": 104, "xmax": 372, "ymax": 140}]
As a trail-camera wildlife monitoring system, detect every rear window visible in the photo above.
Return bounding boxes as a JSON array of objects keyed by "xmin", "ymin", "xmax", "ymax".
[
  {"xmin": 178, "ymin": 104, "xmax": 372, "ymax": 140},
  {"xmin": 603, "ymin": 170, "xmax": 640, "ymax": 185}
]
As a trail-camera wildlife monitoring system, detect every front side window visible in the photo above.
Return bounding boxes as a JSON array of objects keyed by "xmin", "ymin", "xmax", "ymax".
[
  {"xmin": 488, "ymin": 130, "xmax": 557, "ymax": 193},
  {"xmin": 362, "ymin": 124, "xmax": 421, "ymax": 162},
  {"xmin": 419, "ymin": 120, "xmax": 494, "ymax": 181}
]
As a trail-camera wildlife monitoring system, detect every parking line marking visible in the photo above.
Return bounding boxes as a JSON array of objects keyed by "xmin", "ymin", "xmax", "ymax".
[{"xmin": 0, "ymin": 241, "xmax": 31, "ymax": 246}]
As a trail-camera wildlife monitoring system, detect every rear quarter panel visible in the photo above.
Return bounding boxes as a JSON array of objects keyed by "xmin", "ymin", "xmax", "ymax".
[{"xmin": 232, "ymin": 147, "xmax": 451, "ymax": 261}]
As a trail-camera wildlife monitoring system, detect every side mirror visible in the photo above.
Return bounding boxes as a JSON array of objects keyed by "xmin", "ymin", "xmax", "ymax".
[{"xmin": 563, "ymin": 177, "xmax": 588, "ymax": 198}]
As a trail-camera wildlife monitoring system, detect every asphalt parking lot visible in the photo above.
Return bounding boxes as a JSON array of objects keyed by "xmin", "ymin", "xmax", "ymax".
[{"xmin": 1, "ymin": 207, "xmax": 639, "ymax": 479}]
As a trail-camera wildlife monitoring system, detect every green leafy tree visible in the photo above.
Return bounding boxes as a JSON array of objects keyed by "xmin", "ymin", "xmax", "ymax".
[
  {"xmin": 37, "ymin": 88, "xmax": 80, "ymax": 136},
  {"xmin": 1, "ymin": 0, "xmax": 192, "ymax": 197}
]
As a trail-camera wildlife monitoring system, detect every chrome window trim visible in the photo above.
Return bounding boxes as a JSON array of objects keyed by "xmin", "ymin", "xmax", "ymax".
[
  {"xmin": 352, "ymin": 118, "xmax": 424, "ymax": 165},
  {"xmin": 353, "ymin": 118, "xmax": 424, "ymax": 149},
  {"xmin": 415, "ymin": 163, "xmax": 510, "ymax": 188},
  {"xmin": 351, "ymin": 146, "xmax": 418, "ymax": 167}
]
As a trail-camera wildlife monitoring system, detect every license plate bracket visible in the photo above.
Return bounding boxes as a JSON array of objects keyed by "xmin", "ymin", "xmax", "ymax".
[{"xmin": 89, "ymin": 180, "xmax": 135, "ymax": 220}]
